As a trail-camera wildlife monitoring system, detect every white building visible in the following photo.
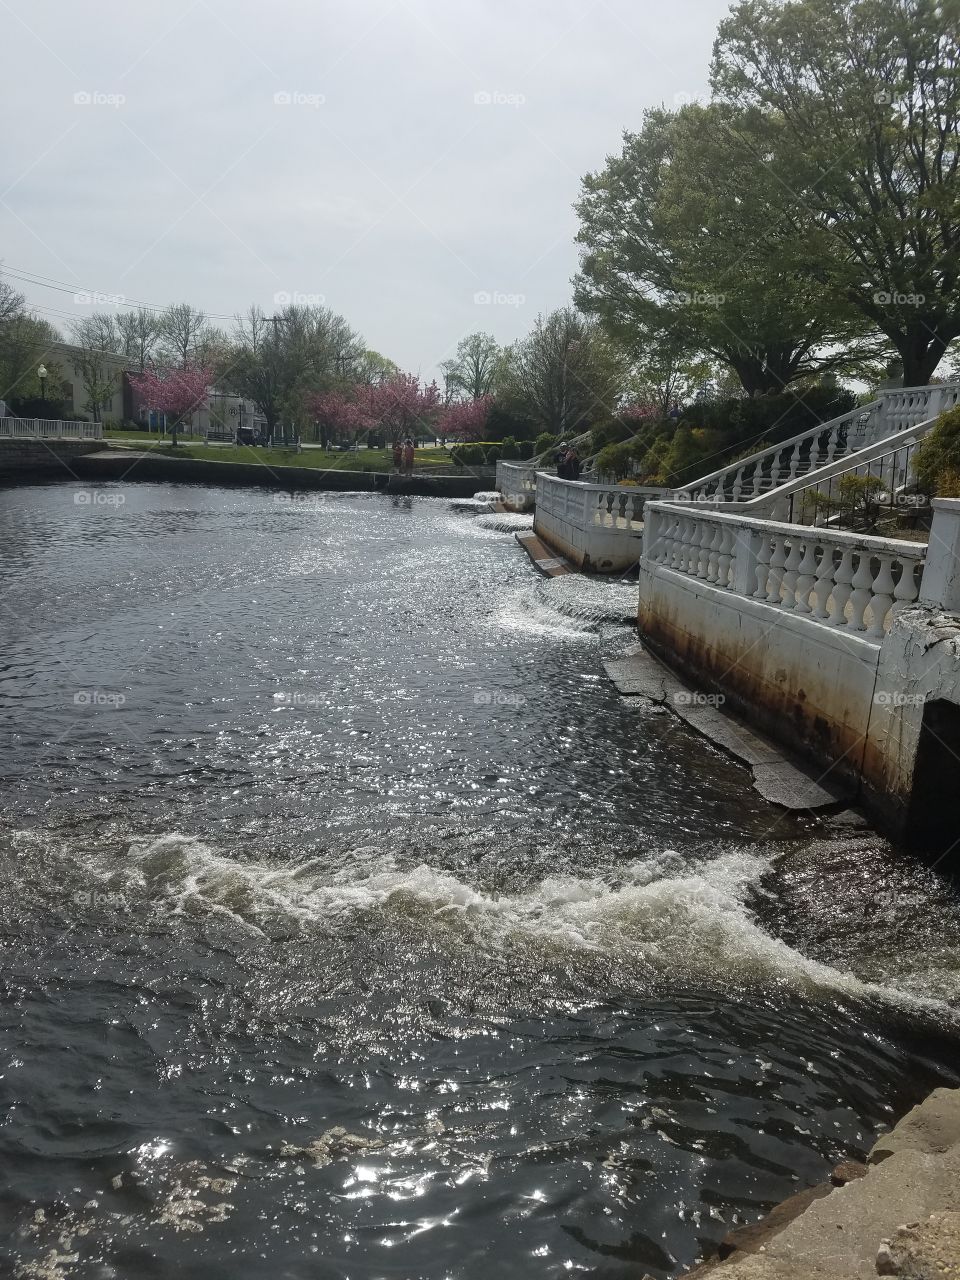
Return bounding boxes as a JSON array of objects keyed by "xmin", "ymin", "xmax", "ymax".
[{"xmin": 43, "ymin": 341, "xmax": 264, "ymax": 435}]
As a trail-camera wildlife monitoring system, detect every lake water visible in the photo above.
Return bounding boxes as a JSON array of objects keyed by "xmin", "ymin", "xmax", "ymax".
[{"xmin": 1, "ymin": 480, "xmax": 958, "ymax": 1279}]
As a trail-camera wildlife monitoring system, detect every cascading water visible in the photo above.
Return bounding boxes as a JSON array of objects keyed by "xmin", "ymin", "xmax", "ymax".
[{"xmin": 0, "ymin": 480, "xmax": 957, "ymax": 1280}]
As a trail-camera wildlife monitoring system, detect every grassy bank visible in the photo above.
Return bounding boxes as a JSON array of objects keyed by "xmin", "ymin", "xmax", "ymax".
[{"xmin": 105, "ymin": 440, "xmax": 460, "ymax": 473}]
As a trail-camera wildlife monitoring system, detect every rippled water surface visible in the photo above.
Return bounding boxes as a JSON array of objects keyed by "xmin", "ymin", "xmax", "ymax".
[{"xmin": 1, "ymin": 480, "xmax": 958, "ymax": 1279}]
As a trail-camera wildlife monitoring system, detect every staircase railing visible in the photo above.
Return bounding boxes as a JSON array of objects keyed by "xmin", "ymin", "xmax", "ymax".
[{"xmin": 678, "ymin": 382, "xmax": 960, "ymax": 505}]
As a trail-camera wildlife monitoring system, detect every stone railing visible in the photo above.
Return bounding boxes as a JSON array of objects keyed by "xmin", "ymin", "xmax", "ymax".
[
  {"xmin": 744, "ymin": 416, "xmax": 938, "ymax": 526},
  {"xmin": 0, "ymin": 417, "xmax": 103, "ymax": 440},
  {"xmin": 496, "ymin": 460, "xmax": 540, "ymax": 511},
  {"xmin": 534, "ymin": 473, "xmax": 671, "ymax": 571},
  {"xmin": 680, "ymin": 403, "xmax": 883, "ymax": 503},
  {"xmin": 881, "ymin": 382, "xmax": 960, "ymax": 433},
  {"xmin": 643, "ymin": 502, "xmax": 926, "ymax": 638},
  {"xmin": 679, "ymin": 382, "xmax": 960, "ymax": 506}
]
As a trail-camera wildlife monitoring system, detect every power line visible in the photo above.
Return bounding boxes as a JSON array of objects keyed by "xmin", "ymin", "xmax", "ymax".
[{"xmin": 2, "ymin": 264, "xmax": 238, "ymax": 320}]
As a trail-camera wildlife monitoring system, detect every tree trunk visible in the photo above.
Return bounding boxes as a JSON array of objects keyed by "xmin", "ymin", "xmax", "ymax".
[{"xmin": 898, "ymin": 326, "xmax": 953, "ymax": 387}]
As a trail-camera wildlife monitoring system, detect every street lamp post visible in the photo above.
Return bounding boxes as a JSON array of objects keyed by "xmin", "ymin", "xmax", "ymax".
[{"xmin": 37, "ymin": 364, "xmax": 47, "ymax": 412}]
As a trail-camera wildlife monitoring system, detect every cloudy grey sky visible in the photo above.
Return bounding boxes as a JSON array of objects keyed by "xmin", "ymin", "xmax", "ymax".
[{"xmin": 3, "ymin": 0, "xmax": 730, "ymax": 378}]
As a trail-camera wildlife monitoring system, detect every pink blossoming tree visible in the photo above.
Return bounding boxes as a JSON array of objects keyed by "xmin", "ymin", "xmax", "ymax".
[
  {"xmin": 130, "ymin": 365, "xmax": 212, "ymax": 447},
  {"xmin": 357, "ymin": 373, "xmax": 441, "ymax": 444},
  {"xmin": 308, "ymin": 388, "xmax": 371, "ymax": 448},
  {"xmin": 437, "ymin": 394, "xmax": 493, "ymax": 443}
]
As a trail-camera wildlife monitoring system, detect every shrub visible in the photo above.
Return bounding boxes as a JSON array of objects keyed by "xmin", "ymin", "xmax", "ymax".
[
  {"xmin": 680, "ymin": 386, "xmax": 858, "ymax": 452},
  {"xmin": 596, "ymin": 440, "xmax": 637, "ymax": 482},
  {"xmin": 484, "ymin": 445, "xmax": 501, "ymax": 465},
  {"xmin": 499, "ymin": 435, "xmax": 520, "ymax": 460},
  {"xmin": 516, "ymin": 439, "xmax": 535, "ymax": 459},
  {"xmin": 916, "ymin": 407, "xmax": 960, "ymax": 498},
  {"xmin": 590, "ymin": 421, "xmax": 633, "ymax": 454},
  {"xmin": 804, "ymin": 474, "xmax": 890, "ymax": 532},
  {"xmin": 534, "ymin": 431, "xmax": 556, "ymax": 457}
]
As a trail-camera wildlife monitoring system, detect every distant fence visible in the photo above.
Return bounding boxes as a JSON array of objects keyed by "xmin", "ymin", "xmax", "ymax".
[{"xmin": 0, "ymin": 418, "xmax": 103, "ymax": 440}]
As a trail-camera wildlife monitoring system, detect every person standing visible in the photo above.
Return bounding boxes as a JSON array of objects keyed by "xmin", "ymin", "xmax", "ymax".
[
  {"xmin": 402, "ymin": 437, "xmax": 415, "ymax": 476},
  {"xmin": 392, "ymin": 440, "xmax": 403, "ymax": 472}
]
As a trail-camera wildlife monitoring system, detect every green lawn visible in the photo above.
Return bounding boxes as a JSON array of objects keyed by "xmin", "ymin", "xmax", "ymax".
[{"xmin": 107, "ymin": 440, "xmax": 458, "ymax": 472}]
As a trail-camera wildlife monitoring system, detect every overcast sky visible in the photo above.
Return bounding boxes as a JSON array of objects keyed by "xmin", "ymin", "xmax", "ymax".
[{"xmin": 3, "ymin": 0, "xmax": 731, "ymax": 379}]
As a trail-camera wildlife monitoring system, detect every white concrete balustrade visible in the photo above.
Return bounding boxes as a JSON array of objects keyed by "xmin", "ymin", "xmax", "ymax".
[
  {"xmin": 534, "ymin": 473, "xmax": 671, "ymax": 571},
  {"xmin": 0, "ymin": 417, "xmax": 103, "ymax": 440},
  {"xmin": 495, "ymin": 460, "xmax": 540, "ymax": 511},
  {"xmin": 679, "ymin": 382, "xmax": 960, "ymax": 506},
  {"xmin": 644, "ymin": 503, "xmax": 925, "ymax": 638}
]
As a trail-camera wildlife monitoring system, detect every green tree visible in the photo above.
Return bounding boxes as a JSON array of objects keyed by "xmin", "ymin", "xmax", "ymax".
[
  {"xmin": 440, "ymin": 332, "xmax": 501, "ymax": 401},
  {"xmin": 575, "ymin": 105, "xmax": 871, "ymax": 396},
  {"xmin": 497, "ymin": 308, "xmax": 627, "ymax": 436},
  {"xmin": 70, "ymin": 314, "xmax": 122, "ymax": 421},
  {"xmin": 712, "ymin": 0, "xmax": 960, "ymax": 385},
  {"xmin": 225, "ymin": 304, "xmax": 365, "ymax": 434}
]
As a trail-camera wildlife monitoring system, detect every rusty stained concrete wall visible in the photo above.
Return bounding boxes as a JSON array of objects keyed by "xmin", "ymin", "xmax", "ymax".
[{"xmin": 637, "ymin": 564, "xmax": 960, "ymax": 840}]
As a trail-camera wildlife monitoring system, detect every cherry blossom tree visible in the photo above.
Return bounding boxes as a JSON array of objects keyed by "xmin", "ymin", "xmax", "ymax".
[
  {"xmin": 129, "ymin": 365, "xmax": 211, "ymax": 447},
  {"xmin": 307, "ymin": 387, "xmax": 371, "ymax": 447},
  {"xmin": 437, "ymin": 394, "xmax": 492, "ymax": 443},
  {"xmin": 357, "ymin": 373, "xmax": 441, "ymax": 444}
]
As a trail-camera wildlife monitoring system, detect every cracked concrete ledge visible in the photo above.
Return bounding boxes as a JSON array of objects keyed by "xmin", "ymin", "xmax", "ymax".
[
  {"xmin": 515, "ymin": 530, "xmax": 574, "ymax": 577},
  {"xmin": 603, "ymin": 642, "xmax": 852, "ymax": 813},
  {"xmin": 667, "ymin": 1087, "xmax": 960, "ymax": 1280}
]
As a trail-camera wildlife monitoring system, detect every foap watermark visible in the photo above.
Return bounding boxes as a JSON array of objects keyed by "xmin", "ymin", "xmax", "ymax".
[
  {"xmin": 274, "ymin": 90, "xmax": 325, "ymax": 108},
  {"xmin": 75, "ymin": 490, "xmax": 125, "ymax": 507},
  {"xmin": 873, "ymin": 290, "xmax": 925, "ymax": 307},
  {"xmin": 273, "ymin": 492, "xmax": 326, "ymax": 507},
  {"xmin": 474, "ymin": 290, "xmax": 525, "ymax": 308},
  {"xmin": 676, "ymin": 290, "xmax": 725, "ymax": 309},
  {"xmin": 274, "ymin": 290, "xmax": 326, "ymax": 306},
  {"xmin": 73, "ymin": 889, "xmax": 129, "ymax": 910},
  {"xmin": 873, "ymin": 690, "xmax": 927, "ymax": 707},
  {"xmin": 73, "ymin": 90, "xmax": 125, "ymax": 108},
  {"xmin": 74, "ymin": 690, "xmax": 126, "ymax": 709},
  {"xmin": 473, "ymin": 90, "xmax": 526, "ymax": 108},
  {"xmin": 74, "ymin": 290, "xmax": 126, "ymax": 306},
  {"xmin": 274, "ymin": 690, "xmax": 323, "ymax": 708},
  {"xmin": 474, "ymin": 690, "xmax": 527, "ymax": 707},
  {"xmin": 673, "ymin": 690, "xmax": 725, "ymax": 707}
]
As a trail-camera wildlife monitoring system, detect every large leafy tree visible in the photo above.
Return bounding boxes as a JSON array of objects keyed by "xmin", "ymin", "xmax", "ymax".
[
  {"xmin": 440, "ymin": 332, "xmax": 501, "ymax": 401},
  {"xmin": 498, "ymin": 308, "xmax": 627, "ymax": 436},
  {"xmin": 575, "ymin": 105, "xmax": 871, "ymax": 395},
  {"xmin": 225, "ymin": 304, "xmax": 365, "ymax": 434},
  {"xmin": 712, "ymin": 0, "xmax": 960, "ymax": 385}
]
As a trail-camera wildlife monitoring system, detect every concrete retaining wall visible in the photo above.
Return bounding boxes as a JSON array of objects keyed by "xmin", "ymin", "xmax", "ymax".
[
  {"xmin": 71, "ymin": 450, "xmax": 491, "ymax": 498},
  {"xmin": 0, "ymin": 439, "xmax": 104, "ymax": 477},
  {"xmin": 638, "ymin": 555, "xmax": 960, "ymax": 846},
  {"xmin": 638, "ymin": 562, "xmax": 883, "ymax": 797}
]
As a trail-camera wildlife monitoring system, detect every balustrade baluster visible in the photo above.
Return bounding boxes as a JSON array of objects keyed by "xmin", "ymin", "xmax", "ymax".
[
  {"xmin": 706, "ymin": 525, "xmax": 723, "ymax": 583},
  {"xmin": 828, "ymin": 549, "xmax": 855, "ymax": 625},
  {"xmin": 696, "ymin": 522, "xmax": 713, "ymax": 578},
  {"xmin": 867, "ymin": 556, "xmax": 896, "ymax": 637},
  {"xmin": 717, "ymin": 524, "xmax": 735, "ymax": 588},
  {"xmin": 812, "ymin": 545, "xmax": 834, "ymax": 618},
  {"xmin": 793, "ymin": 541, "xmax": 819, "ymax": 614},
  {"xmin": 893, "ymin": 555, "xmax": 921, "ymax": 609},
  {"xmin": 754, "ymin": 536, "xmax": 772, "ymax": 598},
  {"xmin": 781, "ymin": 539, "xmax": 803, "ymax": 610},
  {"xmin": 766, "ymin": 536, "xmax": 787, "ymax": 604},
  {"xmin": 848, "ymin": 552, "xmax": 875, "ymax": 631}
]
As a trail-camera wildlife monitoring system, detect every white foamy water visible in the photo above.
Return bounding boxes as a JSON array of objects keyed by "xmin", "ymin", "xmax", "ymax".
[
  {"xmin": 68, "ymin": 833, "xmax": 955, "ymax": 1017},
  {"xmin": 474, "ymin": 512, "xmax": 535, "ymax": 533}
]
